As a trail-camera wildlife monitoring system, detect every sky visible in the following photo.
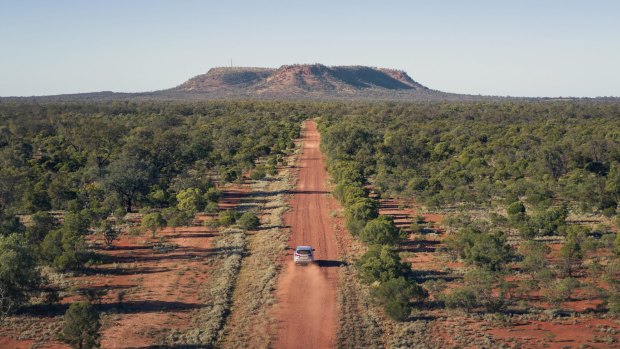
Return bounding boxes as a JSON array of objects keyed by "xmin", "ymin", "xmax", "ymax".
[{"xmin": 0, "ymin": 0, "xmax": 619, "ymax": 97}]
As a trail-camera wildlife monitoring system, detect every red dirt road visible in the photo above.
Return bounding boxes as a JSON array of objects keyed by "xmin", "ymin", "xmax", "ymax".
[{"xmin": 275, "ymin": 121, "xmax": 339, "ymax": 349}]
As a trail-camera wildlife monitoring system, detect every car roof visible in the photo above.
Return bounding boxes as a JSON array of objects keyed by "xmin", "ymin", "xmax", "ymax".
[{"xmin": 295, "ymin": 245, "xmax": 313, "ymax": 250}]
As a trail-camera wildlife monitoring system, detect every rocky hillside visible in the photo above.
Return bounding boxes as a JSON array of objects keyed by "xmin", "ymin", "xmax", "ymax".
[{"xmin": 172, "ymin": 64, "xmax": 441, "ymax": 99}]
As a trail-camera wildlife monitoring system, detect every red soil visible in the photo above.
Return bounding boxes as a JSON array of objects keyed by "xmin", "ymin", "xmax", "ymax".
[
  {"xmin": 0, "ymin": 185, "xmax": 248, "ymax": 349},
  {"xmin": 274, "ymin": 121, "xmax": 339, "ymax": 349},
  {"xmin": 488, "ymin": 318, "xmax": 620, "ymax": 349},
  {"xmin": 95, "ymin": 224, "xmax": 215, "ymax": 349},
  {"xmin": 99, "ymin": 185, "xmax": 248, "ymax": 348},
  {"xmin": 0, "ymin": 337, "xmax": 34, "ymax": 349}
]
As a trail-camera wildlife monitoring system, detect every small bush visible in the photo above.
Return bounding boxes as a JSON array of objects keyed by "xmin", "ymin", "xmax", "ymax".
[
  {"xmin": 250, "ymin": 167, "xmax": 267, "ymax": 180},
  {"xmin": 59, "ymin": 302, "xmax": 101, "ymax": 349},
  {"xmin": 141, "ymin": 212, "xmax": 166, "ymax": 237},
  {"xmin": 442, "ymin": 286, "xmax": 478, "ymax": 310},
  {"xmin": 101, "ymin": 223, "xmax": 120, "ymax": 248},
  {"xmin": 442, "ymin": 268, "xmax": 509, "ymax": 312},
  {"xmin": 447, "ymin": 227, "xmax": 512, "ymax": 271},
  {"xmin": 371, "ymin": 277, "xmax": 427, "ymax": 320},
  {"xmin": 545, "ymin": 277, "xmax": 579, "ymax": 307},
  {"xmin": 360, "ymin": 215, "xmax": 401, "ymax": 245},
  {"xmin": 0, "ymin": 234, "xmax": 40, "ymax": 320},
  {"xmin": 204, "ymin": 187, "xmax": 222, "ymax": 203},
  {"xmin": 346, "ymin": 218, "xmax": 366, "ymax": 236},
  {"xmin": 384, "ymin": 299, "xmax": 411, "ymax": 321},
  {"xmin": 238, "ymin": 211, "xmax": 260, "ymax": 230},
  {"xmin": 218, "ymin": 210, "xmax": 240, "ymax": 227},
  {"xmin": 608, "ymin": 294, "xmax": 620, "ymax": 315},
  {"xmin": 357, "ymin": 244, "xmax": 410, "ymax": 283},
  {"xmin": 204, "ymin": 202, "xmax": 219, "ymax": 214},
  {"xmin": 176, "ymin": 188, "xmax": 204, "ymax": 214},
  {"xmin": 345, "ymin": 198, "xmax": 378, "ymax": 222}
]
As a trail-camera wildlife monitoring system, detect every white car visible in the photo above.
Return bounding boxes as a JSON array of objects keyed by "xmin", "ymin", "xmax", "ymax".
[{"xmin": 293, "ymin": 245, "xmax": 315, "ymax": 265}]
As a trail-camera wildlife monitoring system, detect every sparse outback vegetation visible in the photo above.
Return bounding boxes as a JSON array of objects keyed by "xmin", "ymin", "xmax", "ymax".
[{"xmin": 1, "ymin": 99, "xmax": 620, "ymax": 347}]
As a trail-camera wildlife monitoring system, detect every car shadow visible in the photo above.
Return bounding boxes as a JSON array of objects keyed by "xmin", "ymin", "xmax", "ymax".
[{"xmin": 316, "ymin": 259, "xmax": 347, "ymax": 267}]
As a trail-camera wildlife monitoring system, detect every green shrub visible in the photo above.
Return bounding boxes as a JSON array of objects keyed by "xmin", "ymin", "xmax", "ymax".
[
  {"xmin": 238, "ymin": 211, "xmax": 260, "ymax": 230},
  {"xmin": 40, "ymin": 215, "xmax": 89, "ymax": 272},
  {"xmin": 161, "ymin": 207, "xmax": 192, "ymax": 229},
  {"xmin": 141, "ymin": 212, "xmax": 166, "ymax": 237},
  {"xmin": 0, "ymin": 234, "xmax": 41, "ymax": 320},
  {"xmin": 333, "ymin": 182, "xmax": 368, "ymax": 206},
  {"xmin": 250, "ymin": 167, "xmax": 266, "ymax": 180},
  {"xmin": 442, "ymin": 286, "xmax": 478, "ymax": 310},
  {"xmin": 148, "ymin": 188, "xmax": 168, "ymax": 207},
  {"xmin": 545, "ymin": 277, "xmax": 579, "ymax": 307},
  {"xmin": 221, "ymin": 169, "xmax": 238, "ymax": 183},
  {"xmin": 360, "ymin": 215, "xmax": 401, "ymax": 245},
  {"xmin": 447, "ymin": 227, "xmax": 512, "ymax": 271},
  {"xmin": 345, "ymin": 198, "xmax": 378, "ymax": 235},
  {"xmin": 218, "ymin": 210, "xmax": 240, "ymax": 227},
  {"xmin": 59, "ymin": 302, "xmax": 101, "ymax": 349},
  {"xmin": 26, "ymin": 211, "xmax": 58, "ymax": 242},
  {"xmin": 345, "ymin": 198, "xmax": 378, "ymax": 222},
  {"xmin": 204, "ymin": 187, "xmax": 222, "ymax": 203},
  {"xmin": 442, "ymin": 268, "xmax": 509, "ymax": 312},
  {"xmin": 330, "ymin": 160, "xmax": 365, "ymax": 184},
  {"xmin": 560, "ymin": 225, "xmax": 590, "ymax": 276},
  {"xmin": 176, "ymin": 188, "xmax": 204, "ymax": 214},
  {"xmin": 267, "ymin": 164, "xmax": 277, "ymax": 176},
  {"xmin": 384, "ymin": 299, "xmax": 411, "ymax": 321},
  {"xmin": 608, "ymin": 294, "xmax": 620, "ymax": 315},
  {"xmin": 357, "ymin": 245, "xmax": 409, "ymax": 283},
  {"xmin": 204, "ymin": 202, "xmax": 219, "ymax": 214},
  {"xmin": 346, "ymin": 218, "xmax": 366, "ymax": 236},
  {"xmin": 517, "ymin": 219, "xmax": 538, "ymax": 240},
  {"xmin": 534, "ymin": 205, "xmax": 568, "ymax": 236},
  {"xmin": 372, "ymin": 277, "xmax": 426, "ymax": 301},
  {"xmin": 101, "ymin": 223, "xmax": 120, "ymax": 248},
  {"xmin": 518, "ymin": 240, "xmax": 550, "ymax": 274}
]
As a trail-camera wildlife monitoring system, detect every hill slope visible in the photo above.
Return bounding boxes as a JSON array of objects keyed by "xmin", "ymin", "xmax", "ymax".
[{"xmin": 169, "ymin": 64, "xmax": 446, "ymax": 100}]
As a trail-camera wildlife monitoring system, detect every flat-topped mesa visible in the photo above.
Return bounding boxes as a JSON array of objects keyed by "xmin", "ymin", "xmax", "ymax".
[
  {"xmin": 177, "ymin": 64, "xmax": 428, "ymax": 94},
  {"xmin": 179, "ymin": 67, "xmax": 275, "ymax": 92}
]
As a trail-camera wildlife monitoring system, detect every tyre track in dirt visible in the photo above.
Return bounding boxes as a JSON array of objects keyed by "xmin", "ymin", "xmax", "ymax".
[{"xmin": 274, "ymin": 120, "xmax": 340, "ymax": 349}]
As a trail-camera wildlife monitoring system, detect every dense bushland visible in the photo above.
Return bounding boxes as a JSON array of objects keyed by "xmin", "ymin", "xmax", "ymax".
[
  {"xmin": 318, "ymin": 100, "xmax": 620, "ymax": 316},
  {"xmin": 0, "ymin": 100, "xmax": 306, "ymax": 317}
]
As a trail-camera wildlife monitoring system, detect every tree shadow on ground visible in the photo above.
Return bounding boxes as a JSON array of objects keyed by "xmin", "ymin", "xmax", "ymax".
[
  {"xmin": 410, "ymin": 269, "xmax": 461, "ymax": 283},
  {"xmin": 126, "ymin": 345, "xmax": 211, "ymax": 349},
  {"xmin": 99, "ymin": 300, "xmax": 203, "ymax": 314},
  {"xmin": 398, "ymin": 239, "xmax": 440, "ymax": 253},
  {"xmin": 165, "ymin": 232, "xmax": 217, "ymax": 239},
  {"xmin": 82, "ymin": 266, "xmax": 172, "ymax": 276},
  {"xmin": 290, "ymin": 190, "xmax": 330, "ymax": 195}
]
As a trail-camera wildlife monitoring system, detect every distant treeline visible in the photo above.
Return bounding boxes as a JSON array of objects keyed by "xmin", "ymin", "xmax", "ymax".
[{"xmin": 0, "ymin": 100, "xmax": 308, "ymax": 219}]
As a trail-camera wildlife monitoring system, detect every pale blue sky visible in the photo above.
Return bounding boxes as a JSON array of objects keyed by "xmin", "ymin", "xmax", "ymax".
[{"xmin": 1, "ymin": 0, "xmax": 618, "ymax": 97}]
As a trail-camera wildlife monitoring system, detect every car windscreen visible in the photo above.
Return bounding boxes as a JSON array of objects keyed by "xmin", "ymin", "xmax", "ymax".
[{"xmin": 296, "ymin": 249, "xmax": 311, "ymax": 255}]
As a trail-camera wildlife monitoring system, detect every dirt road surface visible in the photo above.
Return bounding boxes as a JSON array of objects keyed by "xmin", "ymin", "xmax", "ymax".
[{"xmin": 275, "ymin": 121, "xmax": 340, "ymax": 349}]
